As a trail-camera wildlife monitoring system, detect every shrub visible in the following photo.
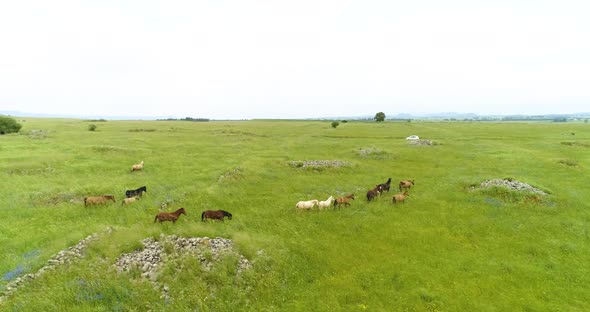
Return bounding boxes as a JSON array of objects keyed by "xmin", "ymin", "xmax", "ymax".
[
  {"xmin": 0, "ymin": 115, "xmax": 23, "ymax": 134},
  {"xmin": 331, "ymin": 121, "xmax": 339, "ymax": 128},
  {"xmin": 88, "ymin": 124, "xmax": 97, "ymax": 131}
]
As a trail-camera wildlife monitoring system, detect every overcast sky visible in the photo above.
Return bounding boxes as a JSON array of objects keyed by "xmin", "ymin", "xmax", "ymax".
[{"xmin": 0, "ymin": 1, "xmax": 588, "ymax": 119}]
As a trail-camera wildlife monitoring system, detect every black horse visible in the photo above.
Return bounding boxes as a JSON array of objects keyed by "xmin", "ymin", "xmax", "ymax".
[
  {"xmin": 125, "ymin": 186, "xmax": 147, "ymax": 198},
  {"xmin": 377, "ymin": 178, "xmax": 392, "ymax": 192},
  {"xmin": 201, "ymin": 210, "xmax": 233, "ymax": 222}
]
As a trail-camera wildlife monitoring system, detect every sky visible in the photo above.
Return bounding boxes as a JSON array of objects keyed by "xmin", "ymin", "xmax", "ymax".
[{"xmin": 0, "ymin": 0, "xmax": 589, "ymax": 119}]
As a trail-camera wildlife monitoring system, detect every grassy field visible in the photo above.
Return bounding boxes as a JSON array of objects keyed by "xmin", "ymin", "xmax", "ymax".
[{"xmin": 0, "ymin": 118, "xmax": 589, "ymax": 311}]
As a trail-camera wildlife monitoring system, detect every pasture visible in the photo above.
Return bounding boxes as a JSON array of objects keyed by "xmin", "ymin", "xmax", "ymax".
[{"xmin": 1, "ymin": 118, "xmax": 589, "ymax": 311}]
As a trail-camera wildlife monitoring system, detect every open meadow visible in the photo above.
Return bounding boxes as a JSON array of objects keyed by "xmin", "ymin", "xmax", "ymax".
[{"xmin": 1, "ymin": 118, "xmax": 589, "ymax": 311}]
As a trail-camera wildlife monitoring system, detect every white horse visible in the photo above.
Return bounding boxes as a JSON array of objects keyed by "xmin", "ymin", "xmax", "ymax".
[
  {"xmin": 317, "ymin": 196, "xmax": 334, "ymax": 209},
  {"xmin": 295, "ymin": 199, "xmax": 318, "ymax": 210},
  {"xmin": 131, "ymin": 161, "xmax": 144, "ymax": 172}
]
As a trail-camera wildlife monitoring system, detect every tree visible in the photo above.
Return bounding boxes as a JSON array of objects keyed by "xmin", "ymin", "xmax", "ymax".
[
  {"xmin": 331, "ymin": 121, "xmax": 340, "ymax": 128},
  {"xmin": 374, "ymin": 112, "xmax": 386, "ymax": 122},
  {"xmin": 88, "ymin": 124, "xmax": 97, "ymax": 131},
  {"xmin": 0, "ymin": 115, "xmax": 22, "ymax": 134}
]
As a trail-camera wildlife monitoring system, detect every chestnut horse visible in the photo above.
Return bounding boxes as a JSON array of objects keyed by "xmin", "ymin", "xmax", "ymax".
[
  {"xmin": 201, "ymin": 210, "xmax": 233, "ymax": 221},
  {"xmin": 392, "ymin": 191, "xmax": 409, "ymax": 204},
  {"xmin": 399, "ymin": 180, "xmax": 415, "ymax": 192},
  {"xmin": 84, "ymin": 195, "xmax": 116, "ymax": 207},
  {"xmin": 154, "ymin": 208, "xmax": 187, "ymax": 223},
  {"xmin": 334, "ymin": 194, "xmax": 355, "ymax": 208}
]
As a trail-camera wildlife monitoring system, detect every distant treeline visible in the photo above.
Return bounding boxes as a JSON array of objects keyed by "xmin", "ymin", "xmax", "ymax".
[{"xmin": 157, "ymin": 117, "xmax": 210, "ymax": 122}]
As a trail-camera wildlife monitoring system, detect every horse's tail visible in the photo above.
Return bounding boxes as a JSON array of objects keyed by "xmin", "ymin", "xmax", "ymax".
[
  {"xmin": 154, "ymin": 216, "xmax": 158, "ymax": 223},
  {"xmin": 201, "ymin": 211, "xmax": 206, "ymax": 222},
  {"xmin": 386, "ymin": 177, "xmax": 391, "ymax": 185},
  {"xmin": 83, "ymin": 197, "xmax": 88, "ymax": 207}
]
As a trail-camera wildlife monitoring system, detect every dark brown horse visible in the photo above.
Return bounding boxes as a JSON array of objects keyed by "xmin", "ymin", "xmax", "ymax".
[
  {"xmin": 334, "ymin": 194, "xmax": 355, "ymax": 208},
  {"xmin": 366, "ymin": 187, "xmax": 381, "ymax": 201},
  {"xmin": 201, "ymin": 210, "xmax": 233, "ymax": 222},
  {"xmin": 154, "ymin": 208, "xmax": 187, "ymax": 223}
]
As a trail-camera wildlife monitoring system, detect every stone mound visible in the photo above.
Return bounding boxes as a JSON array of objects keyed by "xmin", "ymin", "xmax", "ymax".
[
  {"xmin": 288, "ymin": 160, "xmax": 350, "ymax": 169},
  {"xmin": 478, "ymin": 178, "xmax": 547, "ymax": 195},
  {"xmin": 408, "ymin": 139, "xmax": 439, "ymax": 146}
]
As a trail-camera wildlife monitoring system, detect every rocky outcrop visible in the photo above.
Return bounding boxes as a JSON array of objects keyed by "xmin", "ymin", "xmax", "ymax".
[
  {"xmin": 478, "ymin": 178, "xmax": 548, "ymax": 195},
  {"xmin": 1, "ymin": 231, "xmax": 102, "ymax": 302},
  {"xmin": 114, "ymin": 235, "xmax": 252, "ymax": 302}
]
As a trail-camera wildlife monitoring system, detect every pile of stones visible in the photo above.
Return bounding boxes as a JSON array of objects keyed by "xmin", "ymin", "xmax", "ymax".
[
  {"xmin": 115, "ymin": 235, "xmax": 252, "ymax": 302},
  {"xmin": 408, "ymin": 139, "xmax": 438, "ymax": 146},
  {"xmin": 288, "ymin": 160, "xmax": 350, "ymax": 169},
  {"xmin": 478, "ymin": 178, "xmax": 548, "ymax": 195},
  {"xmin": 1, "ymin": 232, "xmax": 100, "ymax": 302}
]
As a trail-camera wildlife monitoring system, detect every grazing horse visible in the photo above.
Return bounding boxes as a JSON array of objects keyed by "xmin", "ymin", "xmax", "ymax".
[
  {"xmin": 399, "ymin": 180, "xmax": 415, "ymax": 192},
  {"xmin": 366, "ymin": 187, "xmax": 381, "ymax": 201},
  {"xmin": 122, "ymin": 195, "xmax": 140, "ymax": 205},
  {"xmin": 126, "ymin": 186, "xmax": 147, "ymax": 198},
  {"xmin": 154, "ymin": 208, "xmax": 187, "ymax": 223},
  {"xmin": 318, "ymin": 196, "xmax": 334, "ymax": 209},
  {"xmin": 392, "ymin": 191, "xmax": 409, "ymax": 204},
  {"xmin": 84, "ymin": 195, "xmax": 116, "ymax": 207},
  {"xmin": 334, "ymin": 194, "xmax": 355, "ymax": 208},
  {"xmin": 201, "ymin": 210, "xmax": 233, "ymax": 221},
  {"xmin": 296, "ymin": 199, "xmax": 319, "ymax": 210},
  {"xmin": 131, "ymin": 161, "xmax": 144, "ymax": 172},
  {"xmin": 377, "ymin": 178, "xmax": 392, "ymax": 192}
]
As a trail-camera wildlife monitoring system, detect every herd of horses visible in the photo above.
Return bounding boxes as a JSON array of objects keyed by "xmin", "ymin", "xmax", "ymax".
[
  {"xmin": 82, "ymin": 161, "xmax": 233, "ymax": 224},
  {"xmin": 83, "ymin": 161, "xmax": 416, "ymax": 222},
  {"xmin": 295, "ymin": 178, "xmax": 415, "ymax": 210}
]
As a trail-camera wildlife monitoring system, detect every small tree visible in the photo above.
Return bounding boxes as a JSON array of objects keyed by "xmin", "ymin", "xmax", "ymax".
[
  {"xmin": 88, "ymin": 124, "xmax": 97, "ymax": 131},
  {"xmin": 374, "ymin": 112, "xmax": 386, "ymax": 122},
  {"xmin": 0, "ymin": 115, "xmax": 22, "ymax": 134},
  {"xmin": 331, "ymin": 121, "xmax": 340, "ymax": 128}
]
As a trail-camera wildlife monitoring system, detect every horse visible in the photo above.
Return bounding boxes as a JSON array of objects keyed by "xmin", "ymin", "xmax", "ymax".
[
  {"xmin": 366, "ymin": 187, "xmax": 381, "ymax": 201},
  {"xmin": 84, "ymin": 195, "xmax": 116, "ymax": 207},
  {"xmin": 334, "ymin": 194, "xmax": 355, "ymax": 208},
  {"xmin": 399, "ymin": 180, "xmax": 415, "ymax": 192},
  {"xmin": 131, "ymin": 161, "xmax": 144, "ymax": 172},
  {"xmin": 122, "ymin": 195, "xmax": 140, "ymax": 205},
  {"xmin": 201, "ymin": 210, "xmax": 233, "ymax": 221},
  {"xmin": 154, "ymin": 208, "xmax": 187, "ymax": 223},
  {"xmin": 377, "ymin": 178, "xmax": 392, "ymax": 192},
  {"xmin": 125, "ymin": 186, "xmax": 147, "ymax": 198},
  {"xmin": 296, "ymin": 199, "xmax": 319, "ymax": 210},
  {"xmin": 392, "ymin": 191, "xmax": 409, "ymax": 204},
  {"xmin": 317, "ymin": 196, "xmax": 334, "ymax": 209}
]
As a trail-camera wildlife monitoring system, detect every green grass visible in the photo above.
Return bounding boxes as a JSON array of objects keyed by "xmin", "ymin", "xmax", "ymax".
[{"xmin": 1, "ymin": 119, "xmax": 589, "ymax": 311}]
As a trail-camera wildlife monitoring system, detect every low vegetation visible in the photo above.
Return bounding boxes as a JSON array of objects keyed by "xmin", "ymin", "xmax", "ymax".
[{"xmin": 0, "ymin": 119, "xmax": 589, "ymax": 310}]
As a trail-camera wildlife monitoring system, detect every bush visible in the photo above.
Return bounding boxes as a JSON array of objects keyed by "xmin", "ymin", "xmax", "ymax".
[
  {"xmin": 331, "ymin": 121, "xmax": 340, "ymax": 128},
  {"xmin": 0, "ymin": 115, "xmax": 22, "ymax": 134},
  {"xmin": 88, "ymin": 124, "xmax": 97, "ymax": 131}
]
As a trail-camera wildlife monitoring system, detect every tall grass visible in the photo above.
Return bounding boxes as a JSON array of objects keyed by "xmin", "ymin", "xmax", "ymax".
[{"xmin": 1, "ymin": 119, "xmax": 589, "ymax": 311}]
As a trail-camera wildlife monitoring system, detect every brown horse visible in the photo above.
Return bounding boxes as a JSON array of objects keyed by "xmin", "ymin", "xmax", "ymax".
[
  {"xmin": 392, "ymin": 191, "xmax": 409, "ymax": 204},
  {"xmin": 399, "ymin": 180, "xmax": 415, "ymax": 192},
  {"xmin": 84, "ymin": 195, "xmax": 116, "ymax": 207},
  {"xmin": 154, "ymin": 208, "xmax": 187, "ymax": 223},
  {"xmin": 334, "ymin": 194, "xmax": 355, "ymax": 208},
  {"xmin": 366, "ymin": 187, "xmax": 381, "ymax": 201},
  {"xmin": 201, "ymin": 210, "xmax": 232, "ymax": 222}
]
